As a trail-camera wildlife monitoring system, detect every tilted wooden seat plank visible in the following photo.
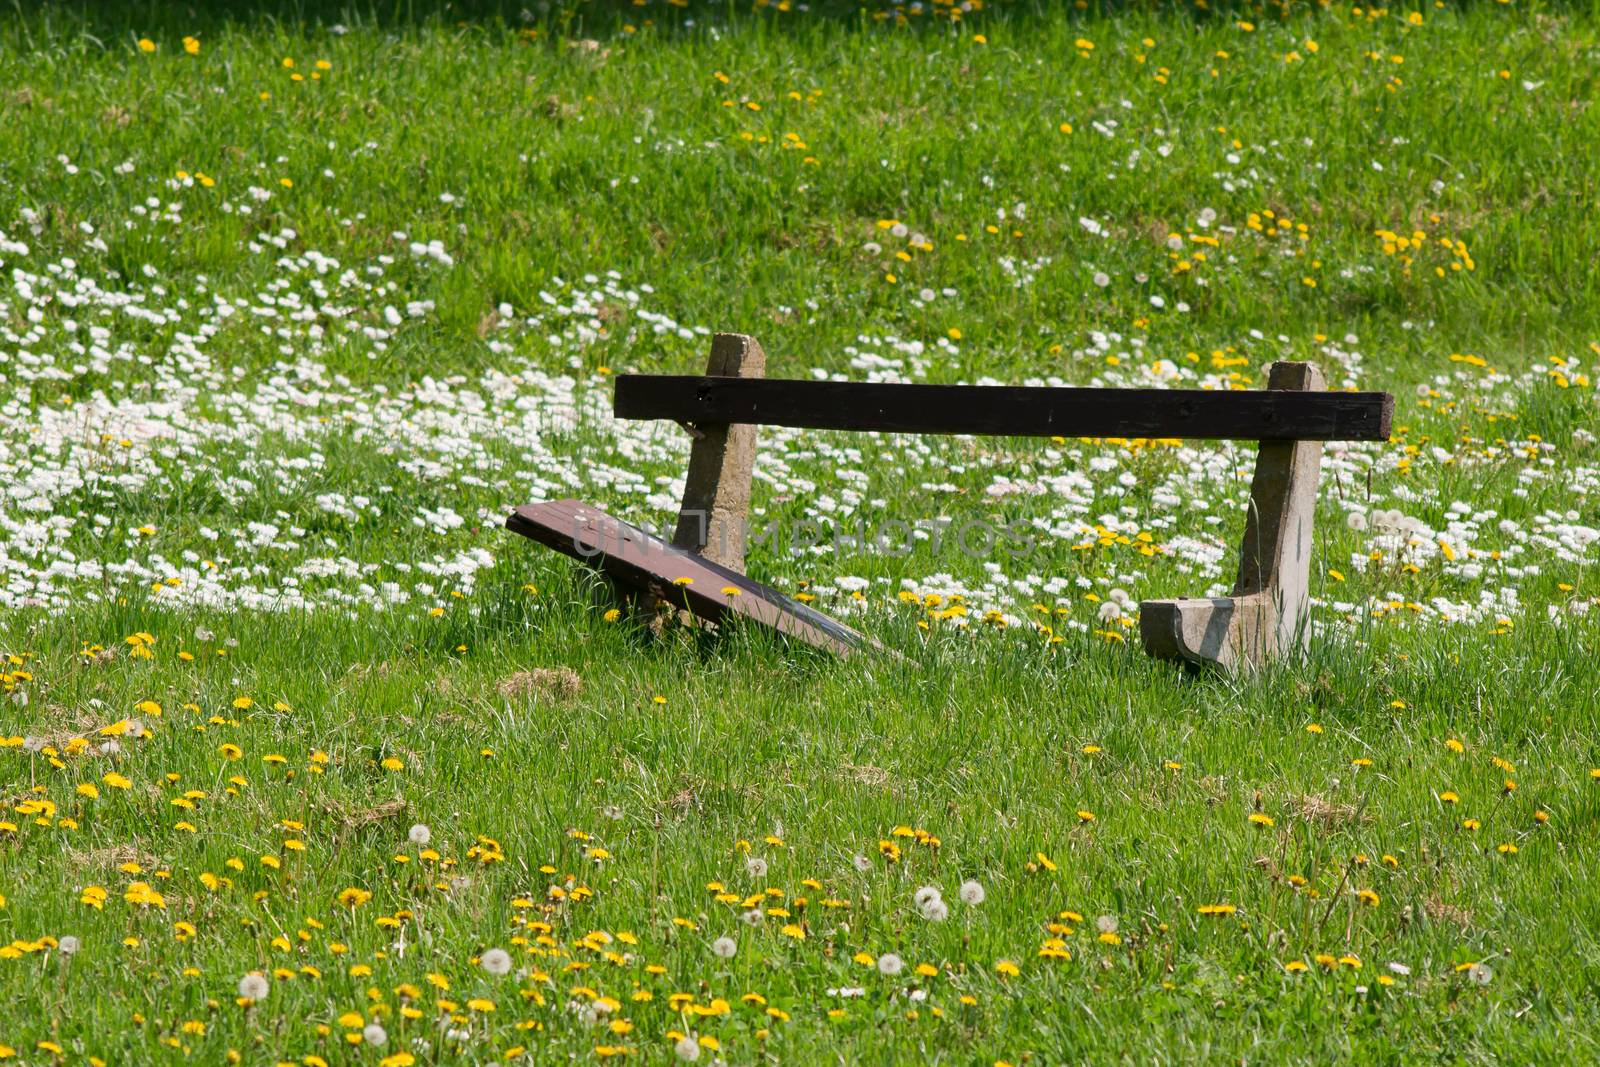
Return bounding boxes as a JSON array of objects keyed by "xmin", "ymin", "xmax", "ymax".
[
  {"xmin": 508, "ymin": 332, "xmax": 1393, "ymax": 670},
  {"xmin": 506, "ymin": 500, "xmax": 874, "ymax": 657}
]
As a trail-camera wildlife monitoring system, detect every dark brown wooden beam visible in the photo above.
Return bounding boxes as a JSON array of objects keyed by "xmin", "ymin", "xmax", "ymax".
[{"xmin": 614, "ymin": 375, "xmax": 1393, "ymax": 442}]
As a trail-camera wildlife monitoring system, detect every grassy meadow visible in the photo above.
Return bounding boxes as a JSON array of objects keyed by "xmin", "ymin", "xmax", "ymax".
[{"xmin": 2, "ymin": 0, "xmax": 1600, "ymax": 1062}]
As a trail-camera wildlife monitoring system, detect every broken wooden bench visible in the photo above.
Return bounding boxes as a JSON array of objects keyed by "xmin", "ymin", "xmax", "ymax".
[{"xmin": 507, "ymin": 333, "xmax": 1392, "ymax": 671}]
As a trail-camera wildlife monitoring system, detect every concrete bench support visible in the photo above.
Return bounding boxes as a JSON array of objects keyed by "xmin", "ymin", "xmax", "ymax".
[
  {"xmin": 670, "ymin": 332, "xmax": 766, "ymax": 571},
  {"xmin": 1139, "ymin": 362, "xmax": 1326, "ymax": 672}
]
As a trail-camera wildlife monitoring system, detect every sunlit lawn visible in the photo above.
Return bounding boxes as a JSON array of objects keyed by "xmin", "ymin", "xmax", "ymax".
[{"xmin": 2, "ymin": 0, "xmax": 1599, "ymax": 1062}]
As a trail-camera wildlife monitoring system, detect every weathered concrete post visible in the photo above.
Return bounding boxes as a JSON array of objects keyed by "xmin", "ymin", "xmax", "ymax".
[
  {"xmin": 671, "ymin": 332, "xmax": 766, "ymax": 571},
  {"xmin": 1139, "ymin": 361, "xmax": 1326, "ymax": 671}
]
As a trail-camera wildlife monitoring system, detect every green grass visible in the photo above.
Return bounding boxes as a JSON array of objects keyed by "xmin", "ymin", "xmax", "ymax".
[{"xmin": 2, "ymin": 0, "xmax": 1600, "ymax": 1063}]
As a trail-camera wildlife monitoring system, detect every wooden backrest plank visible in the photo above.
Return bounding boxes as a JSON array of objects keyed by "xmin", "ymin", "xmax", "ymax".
[{"xmin": 614, "ymin": 375, "xmax": 1393, "ymax": 442}]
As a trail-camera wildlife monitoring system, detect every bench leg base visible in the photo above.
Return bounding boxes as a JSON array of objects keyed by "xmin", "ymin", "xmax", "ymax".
[{"xmin": 1139, "ymin": 593, "xmax": 1297, "ymax": 673}]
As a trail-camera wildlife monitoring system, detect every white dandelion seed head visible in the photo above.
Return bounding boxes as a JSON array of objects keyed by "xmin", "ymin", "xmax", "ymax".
[
  {"xmin": 1096, "ymin": 914, "xmax": 1119, "ymax": 934},
  {"xmin": 913, "ymin": 886, "xmax": 943, "ymax": 909},
  {"xmin": 877, "ymin": 953, "xmax": 904, "ymax": 976},
  {"xmin": 740, "ymin": 909, "xmax": 763, "ymax": 927},
  {"xmin": 920, "ymin": 899, "xmax": 949, "ymax": 922},
  {"xmin": 57, "ymin": 935, "xmax": 81, "ymax": 956},
  {"xmin": 1346, "ymin": 511, "xmax": 1368, "ymax": 532},
  {"xmin": 853, "ymin": 854, "xmax": 871, "ymax": 873},
  {"xmin": 958, "ymin": 880, "xmax": 985, "ymax": 906},
  {"xmin": 408, "ymin": 823, "xmax": 431, "ymax": 846},
  {"xmin": 1092, "ymin": 271, "xmax": 1110, "ymax": 288},
  {"xmin": 712, "ymin": 936, "xmax": 737, "ymax": 959},
  {"xmin": 675, "ymin": 1036, "xmax": 701, "ymax": 1061},
  {"xmin": 363, "ymin": 1023, "xmax": 388, "ymax": 1047},
  {"xmin": 98, "ymin": 740, "xmax": 121, "ymax": 756},
  {"xmin": 480, "ymin": 948, "xmax": 513, "ymax": 976},
  {"xmin": 238, "ymin": 973, "xmax": 270, "ymax": 1000},
  {"xmin": 1097, "ymin": 601, "xmax": 1123, "ymax": 622},
  {"xmin": 745, "ymin": 856, "xmax": 768, "ymax": 879},
  {"xmin": 1468, "ymin": 962, "xmax": 1494, "ymax": 986},
  {"xmin": 1387, "ymin": 961, "xmax": 1411, "ymax": 976}
]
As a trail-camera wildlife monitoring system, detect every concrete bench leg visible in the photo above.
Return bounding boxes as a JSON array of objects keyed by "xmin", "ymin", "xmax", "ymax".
[
  {"xmin": 671, "ymin": 333, "xmax": 765, "ymax": 572},
  {"xmin": 631, "ymin": 333, "xmax": 765, "ymax": 631},
  {"xmin": 1140, "ymin": 361, "xmax": 1326, "ymax": 671}
]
